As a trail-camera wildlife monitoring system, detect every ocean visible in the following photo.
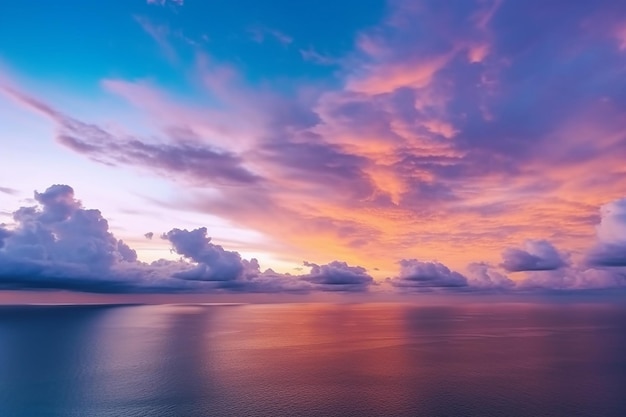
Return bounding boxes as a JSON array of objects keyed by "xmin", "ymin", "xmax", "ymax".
[{"xmin": 0, "ymin": 302, "xmax": 625, "ymax": 416}]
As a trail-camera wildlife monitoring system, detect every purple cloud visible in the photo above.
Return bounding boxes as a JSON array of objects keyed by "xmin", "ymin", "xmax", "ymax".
[
  {"xmin": 388, "ymin": 259, "xmax": 468, "ymax": 289},
  {"xmin": 466, "ymin": 262, "xmax": 516, "ymax": 290},
  {"xmin": 0, "ymin": 187, "xmax": 18, "ymax": 196},
  {"xmin": 0, "ymin": 184, "xmax": 377, "ymax": 294},
  {"xmin": 501, "ymin": 240, "xmax": 568, "ymax": 272},
  {"xmin": 3, "ymin": 88, "xmax": 261, "ymax": 187},
  {"xmin": 2, "ymin": 185, "xmax": 137, "ymax": 268},
  {"xmin": 163, "ymin": 227, "xmax": 245, "ymax": 282},
  {"xmin": 301, "ymin": 260, "xmax": 374, "ymax": 291},
  {"xmin": 519, "ymin": 267, "xmax": 626, "ymax": 291},
  {"xmin": 0, "ymin": 227, "xmax": 11, "ymax": 249},
  {"xmin": 586, "ymin": 198, "xmax": 626, "ymax": 267}
]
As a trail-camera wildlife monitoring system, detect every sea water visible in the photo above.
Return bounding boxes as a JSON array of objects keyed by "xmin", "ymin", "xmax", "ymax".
[{"xmin": 0, "ymin": 303, "xmax": 625, "ymax": 416}]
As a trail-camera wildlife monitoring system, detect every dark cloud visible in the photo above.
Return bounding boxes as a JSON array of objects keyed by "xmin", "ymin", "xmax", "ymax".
[
  {"xmin": 0, "ymin": 226, "xmax": 11, "ymax": 249},
  {"xmin": 501, "ymin": 240, "xmax": 567, "ymax": 272},
  {"xmin": 388, "ymin": 259, "xmax": 468, "ymax": 289},
  {"xmin": 587, "ymin": 245, "xmax": 626, "ymax": 267}
]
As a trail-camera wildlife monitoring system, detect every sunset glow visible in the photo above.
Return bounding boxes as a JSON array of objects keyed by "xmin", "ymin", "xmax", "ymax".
[{"xmin": 1, "ymin": 0, "xmax": 626, "ymax": 297}]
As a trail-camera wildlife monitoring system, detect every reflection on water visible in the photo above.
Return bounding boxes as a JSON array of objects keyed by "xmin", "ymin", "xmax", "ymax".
[{"xmin": 0, "ymin": 303, "xmax": 625, "ymax": 416}]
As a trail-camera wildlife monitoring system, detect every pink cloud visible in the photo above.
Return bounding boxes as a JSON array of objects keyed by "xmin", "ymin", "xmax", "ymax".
[{"xmin": 347, "ymin": 55, "xmax": 451, "ymax": 95}]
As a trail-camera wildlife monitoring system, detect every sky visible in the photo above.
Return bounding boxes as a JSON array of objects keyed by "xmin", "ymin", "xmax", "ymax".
[{"xmin": 1, "ymin": 0, "xmax": 626, "ymax": 300}]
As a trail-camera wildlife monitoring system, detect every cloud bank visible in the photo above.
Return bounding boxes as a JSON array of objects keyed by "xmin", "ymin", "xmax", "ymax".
[
  {"xmin": 0, "ymin": 185, "xmax": 376, "ymax": 294},
  {"xmin": 0, "ymin": 185, "xmax": 625, "ymax": 295}
]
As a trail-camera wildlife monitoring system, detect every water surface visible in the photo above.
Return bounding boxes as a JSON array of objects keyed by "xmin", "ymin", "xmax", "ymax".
[{"xmin": 0, "ymin": 303, "xmax": 625, "ymax": 416}]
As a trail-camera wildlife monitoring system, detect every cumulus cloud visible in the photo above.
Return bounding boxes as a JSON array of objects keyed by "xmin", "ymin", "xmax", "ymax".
[
  {"xmin": 466, "ymin": 262, "xmax": 516, "ymax": 290},
  {"xmin": 388, "ymin": 259, "xmax": 468, "ymax": 289},
  {"xmin": 144, "ymin": 232, "xmax": 154, "ymax": 240},
  {"xmin": 163, "ymin": 227, "xmax": 246, "ymax": 282},
  {"xmin": 0, "ymin": 185, "xmax": 158, "ymax": 293},
  {"xmin": 500, "ymin": 240, "xmax": 568, "ymax": 272},
  {"xmin": 519, "ymin": 267, "xmax": 626, "ymax": 291},
  {"xmin": 2, "ymin": 184, "xmax": 625, "ymax": 295},
  {"xmin": 512, "ymin": 199, "xmax": 626, "ymax": 291},
  {"xmin": 0, "ymin": 185, "xmax": 375, "ymax": 294},
  {"xmin": 301, "ymin": 261, "xmax": 374, "ymax": 291},
  {"xmin": 2, "ymin": 184, "xmax": 137, "ymax": 268},
  {"xmin": 587, "ymin": 199, "xmax": 626, "ymax": 266}
]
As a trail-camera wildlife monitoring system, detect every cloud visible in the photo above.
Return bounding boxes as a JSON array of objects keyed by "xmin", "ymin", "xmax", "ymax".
[
  {"xmin": 388, "ymin": 259, "xmax": 468, "ymax": 289},
  {"xmin": 501, "ymin": 240, "xmax": 568, "ymax": 272},
  {"xmin": 3, "ymin": 184, "xmax": 137, "ymax": 267},
  {"xmin": 0, "ymin": 185, "xmax": 156, "ymax": 293},
  {"xmin": 249, "ymin": 27, "xmax": 292, "ymax": 46},
  {"xmin": 2, "ymin": 87, "xmax": 261, "ymax": 187},
  {"xmin": 134, "ymin": 16, "xmax": 178, "ymax": 63},
  {"xmin": 4, "ymin": 0, "xmax": 626, "ymax": 281},
  {"xmin": 147, "ymin": 0, "xmax": 183, "ymax": 6},
  {"xmin": 144, "ymin": 232, "xmax": 154, "ymax": 240},
  {"xmin": 301, "ymin": 261, "xmax": 374, "ymax": 291},
  {"xmin": 586, "ymin": 198, "xmax": 626, "ymax": 266},
  {"xmin": 587, "ymin": 244, "xmax": 626, "ymax": 267},
  {"xmin": 0, "ymin": 184, "xmax": 375, "ymax": 294},
  {"xmin": 466, "ymin": 262, "xmax": 516, "ymax": 290},
  {"xmin": 299, "ymin": 48, "xmax": 337, "ymax": 66},
  {"xmin": 2, "ymin": 185, "xmax": 625, "ymax": 295},
  {"xmin": 0, "ymin": 186, "xmax": 18, "ymax": 196},
  {"xmin": 0, "ymin": 226, "xmax": 10, "ymax": 249},
  {"xmin": 163, "ymin": 227, "xmax": 246, "ymax": 282},
  {"xmin": 519, "ymin": 267, "xmax": 626, "ymax": 291}
]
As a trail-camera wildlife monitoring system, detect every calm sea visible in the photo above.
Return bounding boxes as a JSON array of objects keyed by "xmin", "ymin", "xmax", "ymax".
[{"xmin": 0, "ymin": 303, "xmax": 625, "ymax": 417}]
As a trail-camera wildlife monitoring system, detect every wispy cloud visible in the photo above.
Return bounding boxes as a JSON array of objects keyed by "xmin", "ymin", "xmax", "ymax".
[
  {"xmin": 0, "ymin": 186, "xmax": 18, "ymax": 196},
  {"xmin": 147, "ymin": 0, "xmax": 184, "ymax": 6},
  {"xmin": 249, "ymin": 26, "xmax": 292, "ymax": 46}
]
